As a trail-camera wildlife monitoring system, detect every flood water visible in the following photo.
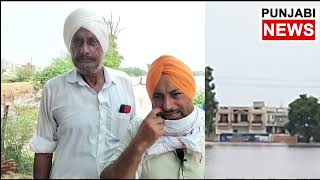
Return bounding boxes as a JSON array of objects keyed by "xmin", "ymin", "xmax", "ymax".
[{"xmin": 205, "ymin": 143, "xmax": 320, "ymax": 179}]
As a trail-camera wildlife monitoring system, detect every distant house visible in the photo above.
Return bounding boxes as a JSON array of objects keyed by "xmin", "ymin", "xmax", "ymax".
[
  {"xmin": 1, "ymin": 59, "xmax": 19, "ymax": 74},
  {"xmin": 1, "ymin": 59, "xmax": 37, "ymax": 74},
  {"xmin": 21, "ymin": 62, "xmax": 36, "ymax": 71}
]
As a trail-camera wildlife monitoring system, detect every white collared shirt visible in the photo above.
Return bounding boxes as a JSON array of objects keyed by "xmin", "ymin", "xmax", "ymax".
[{"xmin": 29, "ymin": 66, "xmax": 136, "ymax": 179}]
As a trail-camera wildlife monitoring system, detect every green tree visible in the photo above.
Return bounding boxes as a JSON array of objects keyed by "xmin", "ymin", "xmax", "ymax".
[
  {"xmin": 193, "ymin": 89, "xmax": 204, "ymax": 108},
  {"xmin": 103, "ymin": 38, "xmax": 123, "ymax": 68},
  {"xmin": 205, "ymin": 66, "xmax": 218, "ymax": 136},
  {"xmin": 103, "ymin": 13, "xmax": 124, "ymax": 69},
  {"xmin": 32, "ymin": 55, "xmax": 73, "ymax": 91},
  {"xmin": 285, "ymin": 94, "xmax": 320, "ymax": 143}
]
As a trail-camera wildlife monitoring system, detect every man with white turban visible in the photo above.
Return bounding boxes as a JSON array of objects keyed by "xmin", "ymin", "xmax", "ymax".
[
  {"xmin": 29, "ymin": 8, "xmax": 136, "ymax": 179},
  {"xmin": 100, "ymin": 55, "xmax": 205, "ymax": 179}
]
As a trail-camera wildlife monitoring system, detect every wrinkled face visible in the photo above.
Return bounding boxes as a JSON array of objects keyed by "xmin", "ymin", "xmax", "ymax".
[
  {"xmin": 71, "ymin": 27, "xmax": 104, "ymax": 75},
  {"xmin": 152, "ymin": 75, "xmax": 194, "ymax": 120}
]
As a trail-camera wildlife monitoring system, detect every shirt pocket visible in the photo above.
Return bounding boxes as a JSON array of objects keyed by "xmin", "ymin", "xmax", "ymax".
[{"xmin": 111, "ymin": 111, "xmax": 131, "ymax": 140}]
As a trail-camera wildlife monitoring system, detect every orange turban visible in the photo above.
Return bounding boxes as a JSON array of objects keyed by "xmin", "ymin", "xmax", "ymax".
[{"xmin": 146, "ymin": 55, "xmax": 196, "ymax": 102}]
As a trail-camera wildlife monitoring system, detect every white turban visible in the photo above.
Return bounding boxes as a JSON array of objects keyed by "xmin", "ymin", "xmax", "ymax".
[{"xmin": 63, "ymin": 8, "xmax": 109, "ymax": 54}]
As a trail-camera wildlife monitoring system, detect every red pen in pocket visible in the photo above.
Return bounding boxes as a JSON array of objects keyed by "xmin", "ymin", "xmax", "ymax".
[{"xmin": 119, "ymin": 104, "xmax": 131, "ymax": 113}]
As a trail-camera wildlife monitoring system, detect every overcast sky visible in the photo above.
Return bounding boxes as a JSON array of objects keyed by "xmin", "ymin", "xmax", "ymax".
[
  {"xmin": 2, "ymin": 1, "xmax": 319, "ymax": 108},
  {"xmin": 206, "ymin": 2, "xmax": 320, "ymax": 107},
  {"xmin": 1, "ymin": 1, "xmax": 205, "ymax": 71}
]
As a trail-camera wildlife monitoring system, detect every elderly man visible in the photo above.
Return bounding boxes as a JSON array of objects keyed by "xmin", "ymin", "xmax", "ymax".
[
  {"xmin": 29, "ymin": 8, "xmax": 136, "ymax": 179},
  {"xmin": 100, "ymin": 55, "xmax": 205, "ymax": 179}
]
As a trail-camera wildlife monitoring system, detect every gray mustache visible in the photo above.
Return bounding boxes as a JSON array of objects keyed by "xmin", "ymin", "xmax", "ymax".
[{"xmin": 77, "ymin": 58, "xmax": 94, "ymax": 63}]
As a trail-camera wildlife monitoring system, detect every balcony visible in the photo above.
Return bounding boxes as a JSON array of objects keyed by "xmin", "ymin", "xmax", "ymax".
[
  {"xmin": 232, "ymin": 113, "xmax": 249, "ymax": 127},
  {"xmin": 232, "ymin": 121, "xmax": 250, "ymax": 127},
  {"xmin": 251, "ymin": 114, "xmax": 263, "ymax": 127},
  {"xmin": 217, "ymin": 121, "xmax": 230, "ymax": 127},
  {"xmin": 251, "ymin": 120, "xmax": 263, "ymax": 127}
]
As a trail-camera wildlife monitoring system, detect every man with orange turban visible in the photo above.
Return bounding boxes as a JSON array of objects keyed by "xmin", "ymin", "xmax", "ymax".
[{"xmin": 101, "ymin": 55, "xmax": 205, "ymax": 179}]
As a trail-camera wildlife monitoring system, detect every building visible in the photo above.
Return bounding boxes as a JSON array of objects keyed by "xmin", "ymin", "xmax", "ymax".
[
  {"xmin": 20, "ymin": 62, "xmax": 36, "ymax": 71},
  {"xmin": 265, "ymin": 106, "xmax": 289, "ymax": 134},
  {"xmin": 1, "ymin": 59, "xmax": 19, "ymax": 74},
  {"xmin": 1, "ymin": 59, "xmax": 37, "ymax": 75},
  {"xmin": 215, "ymin": 101, "xmax": 289, "ymax": 142}
]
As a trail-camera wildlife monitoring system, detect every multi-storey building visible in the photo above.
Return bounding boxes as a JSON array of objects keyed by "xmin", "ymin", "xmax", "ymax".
[{"xmin": 215, "ymin": 101, "xmax": 289, "ymax": 142}]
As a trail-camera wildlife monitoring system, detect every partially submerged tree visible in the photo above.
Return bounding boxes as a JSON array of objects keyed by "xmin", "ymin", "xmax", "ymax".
[{"xmin": 285, "ymin": 94, "xmax": 320, "ymax": 142}]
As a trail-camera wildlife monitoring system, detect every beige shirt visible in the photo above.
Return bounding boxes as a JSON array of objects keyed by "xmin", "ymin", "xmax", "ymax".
[
  {"xmin": 105, "ymin": 106, "xmax": 205, "ymax": 179},
  {"xmin": 29, "ymin": 66, "xmax": 136, "ymax": 179}
]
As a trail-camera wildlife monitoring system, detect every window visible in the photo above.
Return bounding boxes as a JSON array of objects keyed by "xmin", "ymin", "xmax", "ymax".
[
  {"xmin": 240, "ymin": 114, "xmax": 248, "ymax": 122},
  {"xmin": 220, "ymin": 114, "xmax": 228, "ymax": 123},
  {"xmin": 233, "ymin": 114, "xmax": 238, "ymax": 123},
  {"xmin": 266, "ymin": 126, "xmax": 273, "ymax": 133},
  {"xmin": 252, "ymin": 114, "xmax": 262, "ymax": 123}
]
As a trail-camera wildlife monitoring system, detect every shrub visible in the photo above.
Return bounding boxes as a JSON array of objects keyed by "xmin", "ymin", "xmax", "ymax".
[
  {"xmin": 2, "ymin": 105, "xmax": 38, "ymax": 175},
  {"xmin": 1, "ymin": 74, "xmax": 19, "ymax": 83},
  {"xmin": 32, "ymin": 55, "xmax": 73, "ymax": 91},
  {"xmin": 15, "ymin": 68, "xmax": 35, "ymax": 82},
  {"xmin": 193, "ymin": 89, "xmax": 204, "ymax": 108}
]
